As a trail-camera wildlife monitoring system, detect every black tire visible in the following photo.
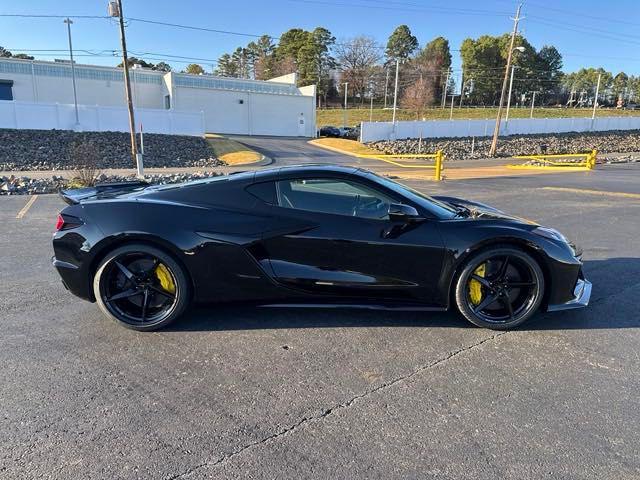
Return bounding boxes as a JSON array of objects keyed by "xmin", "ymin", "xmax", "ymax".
[
  {"xmin": 454, "ymin": 246, "xmax": 545, "ymax": 330},
  {"xmin": 93, "ymin": 244, "xmax": 190, "ymax": 331}
]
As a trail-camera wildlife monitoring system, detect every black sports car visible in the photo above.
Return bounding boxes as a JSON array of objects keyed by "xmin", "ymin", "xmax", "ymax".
[{"xmin": 52, "ymin": 165, "xmax": 591, "ymax": 331}]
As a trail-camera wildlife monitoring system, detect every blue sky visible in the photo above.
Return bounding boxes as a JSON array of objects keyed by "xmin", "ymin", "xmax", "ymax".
[{"xmin": 2, "ymin": 0, "xmax": 640, "ymax": 77}]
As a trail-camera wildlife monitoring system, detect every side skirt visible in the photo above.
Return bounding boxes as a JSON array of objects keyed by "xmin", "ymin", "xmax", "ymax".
[{"xmin": 260, "ymin": 303, "xmax": 448, "ymax": 312}]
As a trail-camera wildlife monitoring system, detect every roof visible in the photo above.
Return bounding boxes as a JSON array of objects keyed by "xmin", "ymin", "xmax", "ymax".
[{"xmin": 253, "ymin": 164, "xmax": 359, "ymax": 180}]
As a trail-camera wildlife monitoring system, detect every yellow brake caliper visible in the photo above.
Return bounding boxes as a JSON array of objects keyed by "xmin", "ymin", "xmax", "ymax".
[
  {"xmin": 469, "ymin": 263, "xmax": 486, "ymax": 305},
  {"xmin": 155, "ymin": 263, "xmax": 176, "ymax": 294}
]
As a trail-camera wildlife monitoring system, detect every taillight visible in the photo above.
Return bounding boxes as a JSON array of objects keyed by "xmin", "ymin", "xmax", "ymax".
[
  {"xmin": 55, "ymin": 214, "xmax": 65, "ymax": 231},
  {"xmin": 55, "ymin": 213, "xmax": 83, "ymax": 231}
]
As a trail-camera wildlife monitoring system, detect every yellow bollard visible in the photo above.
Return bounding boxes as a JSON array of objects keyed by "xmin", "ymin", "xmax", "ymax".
[
  {"xmin": 589, "ymin": 149, "xmax": 597, "ymax": 169},
  {"xmin": 434, "ymin": 150, "xmax": 444, "ymax": 181}
]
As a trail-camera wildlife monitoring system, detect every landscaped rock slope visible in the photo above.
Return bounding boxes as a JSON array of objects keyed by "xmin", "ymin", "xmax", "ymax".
[
  {"xmin": 368, "ymin": 130, "xmax": 640, "ymax": 160},
  {"xmin": 0, "ymin": 129, "xmax": 222, "ymax": 171},
  {"xmin": 0, "ymin": 171, "xmax": 222, "ymax": 195}
]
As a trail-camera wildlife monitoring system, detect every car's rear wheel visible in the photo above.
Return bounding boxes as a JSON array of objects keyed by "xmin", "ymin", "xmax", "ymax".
[
  {"xmin": 455, "ymin": 247, "xmax": 545, "ymax": 330},
  {"xmin": 93, "ymin": 244, "xmax": 190, "ymax": 331}
]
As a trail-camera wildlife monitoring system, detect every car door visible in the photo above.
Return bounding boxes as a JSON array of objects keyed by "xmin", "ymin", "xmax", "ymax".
[{"xmin": 259, "ymin": 176, "xmax": 446, "ymax": 305}]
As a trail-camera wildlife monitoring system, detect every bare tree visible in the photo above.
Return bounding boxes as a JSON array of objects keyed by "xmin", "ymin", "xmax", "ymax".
[
  {"xmin": 401, "ymin": 77, "xmax": 435, "ymax": 118},
  {"xmin": 335, "ymin": 36, "xmax": 382, "ymax": 103}
]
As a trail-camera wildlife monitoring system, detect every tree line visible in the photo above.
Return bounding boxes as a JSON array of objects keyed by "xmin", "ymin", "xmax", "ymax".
[
  {"xmin": 4, "ymin": 24, "xmax": 640, "ymax": 111},
  {"xmin": 200, "ymin": 25, "xmax": 640, "ymax": 111}
]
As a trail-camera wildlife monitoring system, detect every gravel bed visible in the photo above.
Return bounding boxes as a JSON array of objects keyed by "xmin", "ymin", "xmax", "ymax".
[
  {"xmin": 368, "ymin": 130, "xmax": 640, "ymax": 161},
  {"xmin": 0, "ymin": 129, "xmax": 223, "ymax": 171},
  {"xmin": 1, "ymin": 171, "xmax": 222, "ymax": 195}
]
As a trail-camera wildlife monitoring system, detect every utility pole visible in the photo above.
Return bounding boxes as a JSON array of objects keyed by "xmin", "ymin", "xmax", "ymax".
[
  {"xmin": 369, "ymin": 92, "xmax": 374, "ymax": 122},
  {"xmin": 592, "ymin": 73, "xmax": 601, "ymax": 120},
  {"xmin": 505, "ymin": 65, "xmax": 517, "ymax": 123},
  {"xmin": 489, "ymin": 3, "xmax": 523, "ymax": 157},
  {"xmin": 383, "ymin": 67, "xmax": 389, "ymax": 109},
  {"xmin": 343, "ymin": 82, "xmax": 348, "ymax": 128},
  {"xmin": 392, "ymin": 59, "xmax": 400, "ymax": 124},
  {"xmin": 459, "ymin": 70, "xmax": 465, "ymax": 107},
  {"xmin": 110, "ymin": 0, "xmax": 141, "ymax": 175},
  {"xmin": 63, "ymin": 18, "xmax": 80, "ymax": 129},
  {"xmin": 449, "ymin": 94, "xmax": 456, "ymax": 120},
  {"xmin": 441, "ymin": 69, "xmax": 450, "ymax": 109},
  {"xmin": 530, "ymin": 91, "xmax": 536, "ymax": 118}
]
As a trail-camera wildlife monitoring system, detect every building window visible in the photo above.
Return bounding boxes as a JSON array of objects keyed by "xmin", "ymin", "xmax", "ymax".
[
  {"xmin": 164, "ymin": 95, "xmax": 171, "ymax": 109},
  {"xmin": 0, "ymin": 80, "xmax": 13, "ymax": 101}
]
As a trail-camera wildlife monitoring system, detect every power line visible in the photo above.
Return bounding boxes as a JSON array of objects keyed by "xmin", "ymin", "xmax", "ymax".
[
  {"xmin": 0, "ymin": 13, "xmax": 109, "ymax": 19},
  {"xmin": 290, "ymin": 0, "xmax": 511, "ymax": 16},
  {"xmin": 522, "ymin": 0, "xmax": 640, "ymax": 28}
]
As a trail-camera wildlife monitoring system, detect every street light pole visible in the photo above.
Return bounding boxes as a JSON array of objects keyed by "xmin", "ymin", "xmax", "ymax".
[
  {"xmin": 343, "ymin": 82, "xmax": 348, "ymax": 128},
  {"xmin": 110, "ymin": 0, "xmax": 141, "ymax": 175},
  {"xmin": 530, "ymin": 91, "xmax": 536, "ymax": 118},
  {"xmin": 63, "ymin": 18, "xmax": 80, "ymax": 129},
  {"xmin": 441, "ymin": 69, "xmax": 450, "ymax": 109},
  {"xmin": 392, "ymin": 58, "xmax": 400, "ymax": 124},
  {"xmin": 505, "ymin": 65, "xmax": 517, "ymax": 123},
  {"xmin": 489, "ymin": 3, "xmax": 523, "ymax": 157}
]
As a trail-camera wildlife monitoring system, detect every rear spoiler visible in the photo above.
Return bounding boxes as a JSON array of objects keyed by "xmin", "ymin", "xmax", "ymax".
[{"xmin": 59, "ymin": 180, "xmax": 149, "ymax": 205}]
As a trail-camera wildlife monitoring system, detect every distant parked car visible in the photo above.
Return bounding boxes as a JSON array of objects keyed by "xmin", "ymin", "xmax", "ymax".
[
  {"xmin": 319, "ymin": 126, "xmax": 341, "ymax": 137},
  {"xmin": 339, "ymin": 126, "xmax": 360, "ymax": 140},
  {"xmin": 625, "ymin": 103, "xmax": 639, "ymax": 110}
]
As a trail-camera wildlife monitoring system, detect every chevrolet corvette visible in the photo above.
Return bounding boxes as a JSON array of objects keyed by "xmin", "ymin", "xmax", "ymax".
[{"xmin": 52, "ymin": 165, "xmax": 591, "ymax": 331}]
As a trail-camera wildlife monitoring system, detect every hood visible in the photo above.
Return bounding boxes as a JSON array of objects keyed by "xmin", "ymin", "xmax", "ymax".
[{"xmin": 433, "ymin": 195, "xmax": 538, "ymax": 225}]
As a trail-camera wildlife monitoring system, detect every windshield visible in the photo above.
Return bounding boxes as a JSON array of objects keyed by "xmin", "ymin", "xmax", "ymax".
[{"xmin": 364, "ymin": 172, "xmax": 457, "ymax": 219}]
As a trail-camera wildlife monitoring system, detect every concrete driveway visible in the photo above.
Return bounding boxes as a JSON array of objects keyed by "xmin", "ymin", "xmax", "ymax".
[{"xmin": 1, "ymin": 153, "xmax": 639, "ymax": 479}]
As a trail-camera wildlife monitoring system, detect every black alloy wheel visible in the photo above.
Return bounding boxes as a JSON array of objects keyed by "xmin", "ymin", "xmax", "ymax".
[
  {"xmin": 93, "ymin": 244, "xmax": 190, "ymax": 331},
  {"xmin": 455, "ymin": 247, "xmax": 545, "ymax": 329}
]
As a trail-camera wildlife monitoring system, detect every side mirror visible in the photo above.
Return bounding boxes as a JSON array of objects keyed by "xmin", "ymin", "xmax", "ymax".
[{"xmin": 388, "ymin": 203, "xmax": 423, "ymax": 222}]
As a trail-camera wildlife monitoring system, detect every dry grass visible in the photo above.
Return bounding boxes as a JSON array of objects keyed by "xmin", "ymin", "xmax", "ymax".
[
  {"xmin": 316, "ymin": 107, "xmax": 640, "ymax": 127},
  {"xmin": 70, "ymin": 141, "xmax": 102, "ymax": 187},
  {"xmin": 205, "ymin": 135, "xmax": 262, "ymax": 165}
]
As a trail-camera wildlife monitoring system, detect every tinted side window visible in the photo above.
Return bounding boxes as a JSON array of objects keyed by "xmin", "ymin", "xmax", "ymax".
[
  {"xmin": 276, "ymin": 178, "xmax": 394, "ymax": 219},
  {"xmin": 246, "ymin": 181, "xmax": 277, "ymax": 205}
]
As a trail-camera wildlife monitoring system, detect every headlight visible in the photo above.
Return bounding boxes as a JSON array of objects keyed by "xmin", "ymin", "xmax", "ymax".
[{"xmin": 533, "ymin": 226, "xmax": 569, "ymax": 243}]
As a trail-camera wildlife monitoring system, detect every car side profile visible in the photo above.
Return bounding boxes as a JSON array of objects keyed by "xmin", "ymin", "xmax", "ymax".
[{"xmin": 52, "ymin": 165, "xmax": 591, "ymax": 331}]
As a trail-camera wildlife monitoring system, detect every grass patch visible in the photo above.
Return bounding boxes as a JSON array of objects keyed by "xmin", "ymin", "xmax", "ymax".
[
  {"xmin": 205, "ymin": 134, "xmax": 262, "ymax": 165},
  {"xmin": 316, "ymin": 107, "xmax": 640, "ymax": 127},
  {"xmin": 309, "ymin": 138, "xmax": 380, "ymax": 156}
]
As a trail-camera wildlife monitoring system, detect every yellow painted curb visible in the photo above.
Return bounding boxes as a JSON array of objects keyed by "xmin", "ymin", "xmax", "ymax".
[{"xmin": 308, "ymin": 140, "xmax": 439, "ymax": 169}]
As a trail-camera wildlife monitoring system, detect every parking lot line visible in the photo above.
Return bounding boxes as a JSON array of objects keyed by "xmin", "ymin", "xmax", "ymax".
[
  {"xmin": 15, "ymin": 195, "xmax": 38, "ymax": 219},
  {"xmin": 541, "ymin": 187, "xmax": 640, "ymax": 199}
]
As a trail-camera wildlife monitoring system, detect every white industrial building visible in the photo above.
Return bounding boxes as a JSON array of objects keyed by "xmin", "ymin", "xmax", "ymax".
[{"xmin": 0, "ymin": 57, "xmax": 316, "ymax": 137}]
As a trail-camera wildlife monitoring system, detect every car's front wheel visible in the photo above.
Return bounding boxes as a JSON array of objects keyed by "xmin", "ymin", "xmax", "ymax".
[
  {"xmin": 93, "ymin": 244, "xmax": 190, "ymax": 331},
  {"xmin": 455, "ymin": 247, "xmax": 545, "ymax": 329}
]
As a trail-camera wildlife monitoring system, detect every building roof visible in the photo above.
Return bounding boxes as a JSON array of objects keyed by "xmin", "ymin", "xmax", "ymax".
[{"xmin": 0, "ymin": 57, "xmax": 306, "ymax": 96}]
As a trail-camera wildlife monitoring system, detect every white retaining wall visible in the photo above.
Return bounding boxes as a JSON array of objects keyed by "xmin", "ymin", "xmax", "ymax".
[
  {"xmin": 0, "ymin": 100, "xmax": 205, "ymax": 136},
  {"xmin": 360, "ymin": 116, "xmax": 640, "ymax": 142}
]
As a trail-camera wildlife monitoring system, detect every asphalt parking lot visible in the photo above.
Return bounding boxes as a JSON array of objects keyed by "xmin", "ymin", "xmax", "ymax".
[{"xmin": 1, "ymin": 148, "xmax": 640, "ymax": 479}]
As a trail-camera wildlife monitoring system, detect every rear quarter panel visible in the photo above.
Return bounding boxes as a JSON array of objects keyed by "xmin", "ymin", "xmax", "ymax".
[{"xmin": 79, "ymin": 197, "xmax": 286, "ymax": 303}]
